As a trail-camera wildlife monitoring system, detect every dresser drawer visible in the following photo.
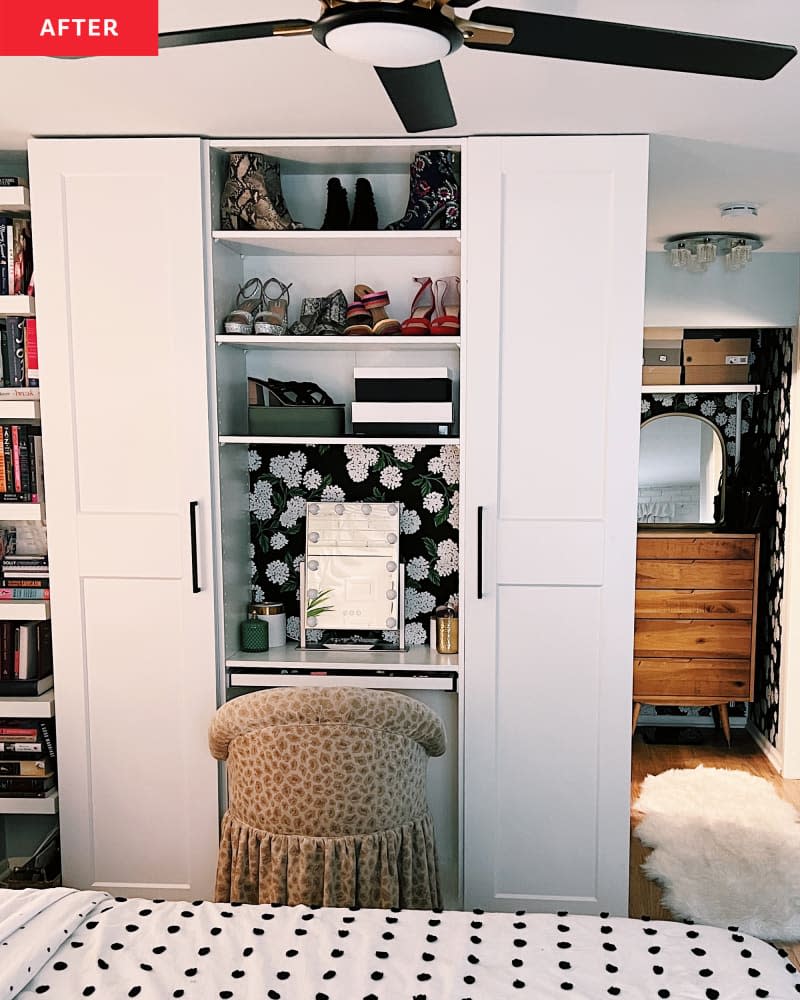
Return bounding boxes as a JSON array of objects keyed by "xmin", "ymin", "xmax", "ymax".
[
  {"xmin": 636, "ymin": 536, "xmax": 756, "ymax": 560},
  {"xmin": 634, "ymin": 589, "xmax": 753, "ymax": 619},
  {"xmin": 633, "ymin": 658, "xmax": 752, "ymax": 701},
  {"xmin": 634, "ymin": 618, "xmax": 752, "ymax": 658},
  {"xmin": 636, "ymin": 559, "xmax": 754, "ymax": 590}
]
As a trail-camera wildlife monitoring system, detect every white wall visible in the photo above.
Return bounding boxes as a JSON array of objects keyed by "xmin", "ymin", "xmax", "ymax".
[{"xmin": 645, "ymin": 252, "xmax": 800, "ymax": 328}]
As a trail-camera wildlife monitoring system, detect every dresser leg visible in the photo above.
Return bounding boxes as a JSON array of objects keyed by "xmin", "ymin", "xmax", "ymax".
[
  {"xmin": 632, "ymin": 702, "xmax": 641, "ymax": 735},
  {"xmin": 718, "ymin": 703, "xmax": 731, "ymax": 746}
]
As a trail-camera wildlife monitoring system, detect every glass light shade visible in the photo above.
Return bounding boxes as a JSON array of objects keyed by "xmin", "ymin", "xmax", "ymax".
[
  {"xmin": 324, "ymin": 22, "xmax": 452, "ymax": 67},
  {"xmin": 695, "ymin": 238, "xmax": 717, "ymax": 265},
  {"xmin": 670, "ymin": 243, "xmax": 691, "ymax": 268}
]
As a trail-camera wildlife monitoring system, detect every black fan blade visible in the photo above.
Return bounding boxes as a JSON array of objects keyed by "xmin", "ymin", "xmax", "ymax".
[
  {"xmin": 159, "ymin": 19, "xmax": 312, "ymax": 49},
  {"xmin": 465, "ymin": 8, "xmax": 797, "ymax": 80},
  {"xmin": 375, "ymin": 63, "xmax": 457, "ymax": 133}
]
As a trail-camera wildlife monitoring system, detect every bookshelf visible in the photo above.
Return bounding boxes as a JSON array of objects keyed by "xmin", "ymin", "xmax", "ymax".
[
  {"xmin": 0, "ymin": 296, "xmax": 34, "ymax": 317},
  {"xmin": 0, "ymin": 790, "xmax": 58, "ymax": 815},
  {"xmin": 0, "ymin": 690, "xmax": 54, "ymax": 718},
  {"xmin": 0, "ymin": 186, "xmax": 30, "ymax": 213}
]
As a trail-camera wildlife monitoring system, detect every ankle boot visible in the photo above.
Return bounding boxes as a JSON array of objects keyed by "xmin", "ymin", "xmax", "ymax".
[
  {"xmin": 385, "ymin": 150, "xmax": 460, "ymax": 231},
  {"xmin": 321, "ymin": 177, "xmax": 350, "ymax": 230},
  {"xmin": 350, "ymin": 177, "xmax": 379, "ymax": 230},
  {"xmin": 221, "ymin": 152, "xmax": 305, "ymax": 231}
]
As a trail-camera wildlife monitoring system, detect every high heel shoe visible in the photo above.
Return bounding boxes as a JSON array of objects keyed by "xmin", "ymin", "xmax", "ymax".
[
  {"xmin": 353, "ymin": 284, "xmax": 402, "ymax": 336},
  {"xmin": 221, "ymin": 153, "xmax": 305, "ymax": 232},
  {"xmin": 254, "ymin": 278, "xmax": 292, "ymax": 335},
  {"xmin": 223, "ymin": 277, "xmax": 263, "ymax": 335},
  {"xmin": 350, "ymin": 177, "xmax": 379, "ymax": 230},
  {"xmin": 385, "ymin": 150, "xmax": 461, "ymax": 231},
  {"xmin": 431, "ymin": 275, "xmax": 460, "ymax": 336},
  {"xmin": 401, "ymin": 276, "xmax": 435, "ymax": 336},
  {"xmin": 321, "ymin": 177, "xmax": 349, "ymax": 230}
]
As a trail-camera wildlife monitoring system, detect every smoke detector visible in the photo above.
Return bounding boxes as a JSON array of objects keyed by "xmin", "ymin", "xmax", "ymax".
[{"xmin": 720, "ymin": 202, "xmax": 759, "ymax": 219}]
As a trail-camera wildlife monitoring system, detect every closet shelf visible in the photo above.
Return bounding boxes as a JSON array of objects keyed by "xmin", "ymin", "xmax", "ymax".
[
  {"xmin": 0, "ymin": 401, "xmax": 39, "ymax": 421},
  {"xmin": 212, "ymin": 230, "xmax": 461, "ymax": 257},
  {"xmin": 641, "ymin": 384, "xmax": 759, "ymax": 394},
  {"xmin": 0, "ymin": 789, "xmax": 58, "ymax": 815},
  {"xmin": 216, "ymin": 334, "xmax": 461, "ymax": 351},
  {"xmin": 0, "ymin": 187, "xmax": 30, "ymax": 213},
  {"xmin": 227, "ymin": 644, "xmax": 459, "ymax": 674},
  {"xmin": 0, "ymin": 296, "xmax": 34, "ymax": 317},
  {"xmin": 0, "ymin": 503, "xmax": 44, "ymax": 521},
  {"xmin": 0, "ymin": 601, "xmax": 50, "ymax": 621},
  {"xmin": 0, "ymin": 690, "xmax": 54, "ymax": 718},
  {"xmin": 228, "ymin": 671, "xmax": 456, "ymax": 692},
  {"xmin": 220, "ymin": 435, "xmax": 460, "ymax": 447}
]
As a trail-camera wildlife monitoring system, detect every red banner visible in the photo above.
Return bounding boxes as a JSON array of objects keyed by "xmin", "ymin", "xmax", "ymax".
[{"xmin": 0, "ymin": 1, "xmax": 158, "ymax": 56}]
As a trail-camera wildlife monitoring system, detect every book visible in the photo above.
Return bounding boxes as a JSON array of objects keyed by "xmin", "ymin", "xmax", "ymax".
[
  {"xmin": 16, "ymin": 622, "xmax": 40, "ymax": 679},
  {"xmin": 30, "ymin": 432, "xmax": 43, "ymax": 504},
  {"xmin": 0, "ymin": 741, "xmax": 43, "ymax": 753},
  {"xmin": 11, "ymin": 424, "xmax": 21, "ymax": 494},
  {"xmin": 0, "ymin": 178, "xmax": 25, "ymax": 187},
  {"xmin": 17, "ymin": 426, "xmax": 30, "ymax": 498},
  {"xmin": 0, "ymin": 215, "xmax": 9, "ymax": 296},
  {"xmin": 0, "ymin": 387, "xmax": 38, "ymax": 400},
  {"xmin": 0, "ymin": 673, "xmax": 53, "ymax": 697},
  {"xmin": 0, "ymin": 588, "xmax": 50, "ymax": 600},
  {"xmin": 0, "ymin": 724, "xmax": 37, "ymax": 738},
  {"xmin": 0, "ymin": 759, "xmax": 53, "ymax": 777},
  {"xmin": 24, "ymin": 318, "xmax": 38, "ymax": 386},
  {"xmin": 2, "ymin": 578, "xmax": 49, "ymax": 588},
  {"xmin": 3, "ymin": 554, "xmax": 47, "ymax": 565},
  {"xmin": 11, "ymin": 220, "xmax": 33, "ymax": 298},
  {"xmin": 0, "ymin": 774, "xmax": 55, "ymax": 796}
]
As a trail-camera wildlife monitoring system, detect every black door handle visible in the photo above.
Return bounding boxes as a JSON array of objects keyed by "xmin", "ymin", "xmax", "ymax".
[
  {"xmin": 477, "ymin": 505, "xmax": 484, "ymax": 600},
  {"xmin": 189, "ymin": 501, "xmax": 201, "ymax": 593}
]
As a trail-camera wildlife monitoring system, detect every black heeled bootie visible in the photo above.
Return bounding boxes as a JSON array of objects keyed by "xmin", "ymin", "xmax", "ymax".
[
  {"xmin": 350, "ymin": 177, "xmax": 379, "ymax": 230},
  {"xmin": 385, "ymin": 149, "xmax": 460, "ymax": 231},
  {"xmin": 221, "ymin": 152, "xmax": 305, "ymax": 231},
  {"xmin": 321, "ymin": 177, "xmax": 350, "ymax": 230}
]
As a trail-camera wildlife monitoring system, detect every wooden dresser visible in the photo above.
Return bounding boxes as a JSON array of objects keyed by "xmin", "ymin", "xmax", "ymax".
[{"xmin": 633, "ymin": 531, "xmax": 759, "ymax": 744}]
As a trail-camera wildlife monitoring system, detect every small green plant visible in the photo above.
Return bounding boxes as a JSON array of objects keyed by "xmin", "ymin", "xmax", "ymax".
[{"xmin": 306, "ymin": 588, "xmax": 335, "ymax": 620}]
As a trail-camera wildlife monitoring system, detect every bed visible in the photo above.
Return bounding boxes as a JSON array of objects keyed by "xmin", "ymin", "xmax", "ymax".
[{"xmin": 1, "ymin": 887, "xmax": 797, "ymax": 999}]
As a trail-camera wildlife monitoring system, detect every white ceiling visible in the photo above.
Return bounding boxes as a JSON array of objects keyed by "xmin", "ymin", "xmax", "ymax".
[{"xmin": 5, "ymin": 1, "xmax": 800, "ymax": 249}]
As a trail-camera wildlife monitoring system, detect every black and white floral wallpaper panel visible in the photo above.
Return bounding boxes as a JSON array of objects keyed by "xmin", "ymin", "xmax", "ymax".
[{"xmin": 248, "ymin": 442, "xmax": 459, "ymax": 646}]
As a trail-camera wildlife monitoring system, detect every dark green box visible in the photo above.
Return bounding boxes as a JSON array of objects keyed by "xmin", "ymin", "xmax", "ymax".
[{"xmin": 248, "ymin": 405, "xmax": 346, "ymax": 436}]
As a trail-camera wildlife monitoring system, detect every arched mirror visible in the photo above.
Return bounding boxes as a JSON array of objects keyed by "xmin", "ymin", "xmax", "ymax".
[{"xmin": 638, "ymin": 413, "xmax": 726, "ymax": 525}]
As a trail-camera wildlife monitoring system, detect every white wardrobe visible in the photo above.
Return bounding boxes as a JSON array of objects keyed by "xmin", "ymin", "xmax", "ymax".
[{"xmin": 28, "ymin": 134, "xmax": 648, "ymax": 910}]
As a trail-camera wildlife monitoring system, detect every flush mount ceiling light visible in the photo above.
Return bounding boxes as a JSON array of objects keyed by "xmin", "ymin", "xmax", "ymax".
[{"xmin": 664, "ymin": 232, "xmax": 764, "ymax": 272}]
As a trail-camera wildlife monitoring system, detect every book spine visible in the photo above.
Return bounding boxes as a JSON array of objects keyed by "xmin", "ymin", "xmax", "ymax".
[
  {"xmin": 24, "ymin": 318, "xmax": 38, "ymax": 386},
  {"xmin": 0, "ymin": 178, "xmax": 23, "ymax": 186},
  {"xmin": 3, "ymin": 578, "xmax": 49, "ymax": 588},
  {"xmin": 0, "ymin": 775, "xmax": 55, "ymax": 796},
  {"xmin": 10, "ymin": 319, "xmax": 24, "ymax": 385},
  {"xmin": 37, "ymin": 620, "xmax": 52, "ymax": 677},
  {"xmin": 4, "ymin": 221, "xmax": 12, "ymax": 296},
  {"xmin": 3, "ymin": 425, "xmax": 13, "ymax": 497},
  {"xmin": 0, "ymin": 217, "xmax": 8, "ymax": 296},
  {"xmin": 0, "ymin": 622, "xmax": 9, "ymax": 680},
  {"xmin": 10, "ymin": 424, "xmax": 21, "ymax": 494},
  {"xmin": 0, "ymin": 587, "xmax": 50, "ymax": 599},
  {"xmin": 0, "ymin": 741, "xmax": 43, "ymax": 754},
  {"xmin": 30, "ymin": 430, "xmax": 42, "ymax": 503},
  {"xmin": 0, "ymin": 760, "xmax": 51, "ymax": 776},
  {"xmin": 0, "ymin": 387, "xmax": 39, "ymax": 400},
  {"xmin": 0, "ymin": 725, "xmax": 37, "ymax": 738},
  {"xmin": 17, "ymin": 425, "xmax": 30, "ymax": 498}
]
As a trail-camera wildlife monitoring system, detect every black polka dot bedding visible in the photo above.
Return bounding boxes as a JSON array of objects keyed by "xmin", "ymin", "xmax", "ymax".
[{"xmin": 1, "ymin": 888, "xmax": 797, "ymax": 998}]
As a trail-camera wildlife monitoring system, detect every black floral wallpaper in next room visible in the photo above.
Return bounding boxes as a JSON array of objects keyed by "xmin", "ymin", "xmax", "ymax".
[
  {"xmin": 639, "ymin": 329, "xmax": 792, "ymax": 745},
  {"xmin": 247, "ymin": 443, "xmax": 459, "ymax": 646}
]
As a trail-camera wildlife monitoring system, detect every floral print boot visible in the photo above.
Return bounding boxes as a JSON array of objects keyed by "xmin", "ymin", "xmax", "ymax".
[{"xmin": 385, "ymin": 150, "xmax": 460, "ymax": 231}]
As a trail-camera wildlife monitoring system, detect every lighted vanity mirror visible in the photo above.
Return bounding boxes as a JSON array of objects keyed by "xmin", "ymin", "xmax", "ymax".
[{"xmin": 638, "ymin": 413, "xmax": 726, "ymax": 525}]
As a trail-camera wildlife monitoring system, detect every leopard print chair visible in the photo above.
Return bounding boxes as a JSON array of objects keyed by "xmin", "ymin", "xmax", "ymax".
[{"xmin": 209, "ymin": 687, "xmax": 446, "ymax": 908}]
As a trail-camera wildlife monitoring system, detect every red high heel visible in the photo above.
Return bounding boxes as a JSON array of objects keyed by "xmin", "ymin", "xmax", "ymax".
[
  {"xmin": 401, "ymin": 276, "xmax": 435, "ymax": 336},
  {"xmin": 431, "ymin": 275, "xmax": 460, "ymax": 336}
]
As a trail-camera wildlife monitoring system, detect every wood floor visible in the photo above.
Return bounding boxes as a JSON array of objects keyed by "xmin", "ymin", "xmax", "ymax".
[{"xmin": 629, "ymin": 727, "xmax": 800, "ymax": 969}]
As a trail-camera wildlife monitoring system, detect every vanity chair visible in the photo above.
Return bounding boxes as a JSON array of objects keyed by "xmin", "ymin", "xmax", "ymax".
[{"xmin": 209, "ymin": 686, "xmax": 446, "ymax": 908}]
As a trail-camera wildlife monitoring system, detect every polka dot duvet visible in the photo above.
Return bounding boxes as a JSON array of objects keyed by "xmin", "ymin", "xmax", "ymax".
[{"xmin": 1, "ymin": 887, "xmax": 797, "ymax": 999}]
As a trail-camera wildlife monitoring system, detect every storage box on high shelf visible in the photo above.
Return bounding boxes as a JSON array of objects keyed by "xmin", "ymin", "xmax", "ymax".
[
  {"xmin": 683, "ymin": 333, "xmax": 752, "ymax": 385},
  {"xmin": 641, "ymin": 326, "xmax": 683, "ymax": 386}
]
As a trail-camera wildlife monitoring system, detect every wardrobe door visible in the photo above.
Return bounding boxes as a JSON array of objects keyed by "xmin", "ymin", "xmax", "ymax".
[
  {"xmin": 463, "ymin": 136, "xmax": 648, "ymax": 914},
  {"xmin": 28, "ymin": 139, "xmax": 219, "ymax": 899}
]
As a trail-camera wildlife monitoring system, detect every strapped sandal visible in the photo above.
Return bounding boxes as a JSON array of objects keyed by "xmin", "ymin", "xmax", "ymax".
[
  {"xmin": 344, "ymin": 298, "xmax": 373, "ymax": 336},
  {"xmin": 254, "ymin": 277, "xmax": 292, "ymax": 335},
  {"xmin": 353, "ymin": 283, "xmax": 402, "ymax": 336},
  {"xmin": 431, "ymin": 275, "xmax": 461, "ymax": 336},
  {"xmin": 401, "ymin": 276, "xmax": 435, "ymax": 336},
  {"xmin": 223, "ymin": 277, "xmax": 263, "ymax": 335}
]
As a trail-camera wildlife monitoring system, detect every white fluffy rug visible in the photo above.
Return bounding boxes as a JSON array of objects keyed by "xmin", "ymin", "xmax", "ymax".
[{"xmin": 633, "ymin": 765, "xmax": 800, "ymax": 940}]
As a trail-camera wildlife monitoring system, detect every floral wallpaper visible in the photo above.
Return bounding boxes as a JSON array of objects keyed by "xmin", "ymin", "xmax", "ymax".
[
  {"xmin": 247, "ymin": 442, "xmax": 459, "ymax": 646},
  {"xmin": 747, "ymin": 330, "xmax": 792, "ymax": 747}
]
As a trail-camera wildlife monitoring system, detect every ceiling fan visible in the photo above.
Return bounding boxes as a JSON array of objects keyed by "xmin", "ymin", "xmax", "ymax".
[{"xmin": 159, "ymin": 1, "xmax": 797, "ymax": 134}]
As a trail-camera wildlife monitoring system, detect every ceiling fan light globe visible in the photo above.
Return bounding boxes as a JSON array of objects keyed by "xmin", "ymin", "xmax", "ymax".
[{"xmin": 324, "ymin": 22, "xmax": 452, "ymax": 67}]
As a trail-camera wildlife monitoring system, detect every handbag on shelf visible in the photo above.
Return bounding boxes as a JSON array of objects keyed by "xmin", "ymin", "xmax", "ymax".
[{"xmin": 288, "ymin": 289, "xmax": 348, "ymax": 337}]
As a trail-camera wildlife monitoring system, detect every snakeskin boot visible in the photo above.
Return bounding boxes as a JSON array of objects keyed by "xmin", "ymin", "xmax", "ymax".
[
  {"xmin": 385, "ymin": 150, "xmax": 460, "ymax": 231},
  {"xmin": 221, "ymin": 152, "xmax": 305, "ymax": 231}
]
